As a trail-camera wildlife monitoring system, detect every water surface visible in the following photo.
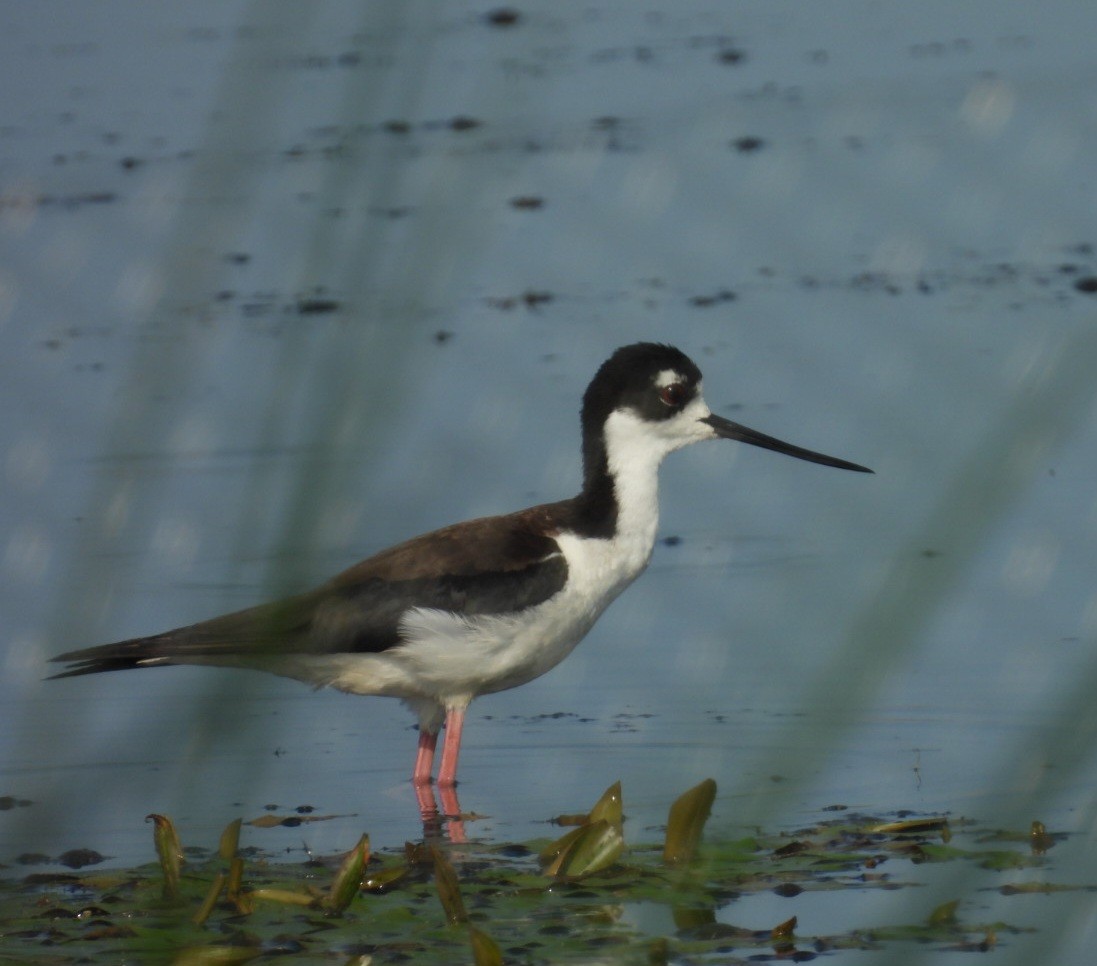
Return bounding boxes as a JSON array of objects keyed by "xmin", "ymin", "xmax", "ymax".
[{"xmin": 2, "ymin": 3, "xmax": 1097, "ymax": 960}]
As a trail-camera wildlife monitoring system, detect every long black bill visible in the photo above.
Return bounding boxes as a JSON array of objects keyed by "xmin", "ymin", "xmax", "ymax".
[{"xmin": 702, "ymin": 413, "xmax": 873, "ymax": 473}]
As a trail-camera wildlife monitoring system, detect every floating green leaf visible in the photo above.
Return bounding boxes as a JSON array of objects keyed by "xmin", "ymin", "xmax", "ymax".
[
  {"xmin": 928, "ymin": 898, "xmax": 959, "ymax": 925},
  {"xmin": 246, "ymin": 811, "xmax": 346, "ymax": 828},
  {"xmin": 226, "ymin": 856, "xmax": 245, "ymax": 905},
  {"xmin": 998, "ymin": 881, "xmax": 1091, "ymax": 895},
  {"xmin": 469, "ymin": 924, "xmax": 505, "ymax": 965},
  {"xmin": 218, "ymin": 817, "xmax": 242, "ymax": 860},
  {"xmin": 0, "ymin": 793, "xmax": 1066, "ymax": 964},
  {"xmin": 192, "ymin": 871, "xmax": 226, "ymax": 927},
  {"xmin": 432, "ymin": 845, "xmax": 468, "ymax": 924},
  {"xmin": 322, "ymin": 833, "xmax": 370, "ymax": 914},
  {"xmin": 364, "ymin": 863, "xmax": 409, "ymax": 892},
  {"xmin": 548, "ymin": 819, "xmax": 624, "ymax": 879},
  {"xmin": 549, "ymin": 811, "xmax": 589, "ymax": 826},
  {"xmin": 1031, "ymin": 819, "xmax": 1056, "ymax": 853},
  {"xmin": 539, "ymin": 823, "xmax": 588, "ymax": 869},
  {"xmin": 588, "ymin": 780, "xmax": 623, "ymax": 829},
  {"xmin": 171, "ymin": 946, "xmax": 261, "ymax": 965},
  {"xmin": 249, "ymin": 887, "xmax": 317, "ymax": 907},
  {"xmin": 663, "ymin": 778, "xmax": 716, "ymax": 865},
  {"xmin": 541, "ymin": 781, "xmax": 625, "ymax": 875},
  {"xmin": 771, "ymin": 915, "xmax": 797, "ymax": 940},
  {"xmin": 869, "ymin": 817, "xmax": 949, "ymax": 835}
]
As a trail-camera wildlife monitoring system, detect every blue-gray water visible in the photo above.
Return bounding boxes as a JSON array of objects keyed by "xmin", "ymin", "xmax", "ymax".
[{"xmin": 3, "ymin": 3, "xmax": 1097, "ymax": 961}]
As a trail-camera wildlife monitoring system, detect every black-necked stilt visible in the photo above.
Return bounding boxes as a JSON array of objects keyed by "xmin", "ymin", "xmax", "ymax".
[{"xmin": 50, "ymin": 343, "xmax": 870, "ymax": 790}]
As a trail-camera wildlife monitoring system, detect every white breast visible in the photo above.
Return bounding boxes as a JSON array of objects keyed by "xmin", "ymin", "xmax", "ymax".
[{"xmin": 389, "ymin": 525, "xmax": 654, "ymax": 703}]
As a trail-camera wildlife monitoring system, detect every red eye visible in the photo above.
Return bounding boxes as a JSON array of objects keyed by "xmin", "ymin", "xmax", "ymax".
[{"xmin": 659, "ymin": 383, "xmax": 686, "ymax": 407}]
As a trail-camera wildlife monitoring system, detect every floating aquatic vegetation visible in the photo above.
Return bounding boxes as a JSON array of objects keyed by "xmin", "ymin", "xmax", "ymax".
[
  {"xmin": 217, "ymin": 817, "xmax": 241, "ymax": 860},
  {"xmin": 245, "ymin": 811, "xmax": 348, "ymax": 828},
  {"xmin": 869, "ymin": 816, "xmax": 950, "ymax": 835},
  {"xmin": 190, "ymin": 870, "xmax": 224, "ymax": 927},
  {"xmin": 469, "ymin": 923, "xmax": 505, "ymax": 965},
  {"xmin": 322, "ymin": 833, "xmax": 370, "ymax": 914},
  {"xmin": 544, "ymin": 818, "xmax": 625, "ymax": 879},
  {"xmin": 431, "ymin": 844, "xmax": 468, "ymax": 924},
  {"xmin": 663, "ymin": 777, "xmax": 717, "ymax": 865},
  {"xmin": 541, "ymin": 781, "xmax": 625, "ymax": 878},
  {"xmin": 0, "ymin": 787, "xmax": 1080, "ymax": 963},
  {"xmin": 146, "ymin": 812, "xmax": 183, "ymax": 901}
]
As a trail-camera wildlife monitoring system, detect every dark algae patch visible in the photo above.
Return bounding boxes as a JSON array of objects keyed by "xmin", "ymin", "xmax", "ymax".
[{"xmin": 0, "ymin": 782, "xmax": 1079, "ymax": 963}]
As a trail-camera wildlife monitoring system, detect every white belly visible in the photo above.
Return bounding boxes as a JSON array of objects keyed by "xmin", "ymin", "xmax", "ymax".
[{"xmin": 309, "ymin": 527, "xmax": 654, "ymax": 707}]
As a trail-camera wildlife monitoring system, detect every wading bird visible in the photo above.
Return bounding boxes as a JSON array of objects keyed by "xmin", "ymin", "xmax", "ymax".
[{"xmin": 52, "ymin": 343, "xmax": 871, "ymax": 791}]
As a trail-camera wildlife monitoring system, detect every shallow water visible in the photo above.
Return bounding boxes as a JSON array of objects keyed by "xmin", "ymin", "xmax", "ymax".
[{"xmin": 3, "ymin": 3, "xmax": 1097, "ymax": 961}]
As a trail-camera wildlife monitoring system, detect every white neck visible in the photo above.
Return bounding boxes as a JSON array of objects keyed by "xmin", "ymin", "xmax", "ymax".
[
  {"xmin": 603, "ymin": 412, "xmax": 665, "ymax": 552},
  {"xmin": 601, "ymin": 395, "xmax": 714, "ymax": 552}
]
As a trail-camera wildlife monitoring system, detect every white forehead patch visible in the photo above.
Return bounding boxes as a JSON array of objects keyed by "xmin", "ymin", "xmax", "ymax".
[{"xmin": 655, "ymin": 369, "xmax": 704, "ymax": 400}]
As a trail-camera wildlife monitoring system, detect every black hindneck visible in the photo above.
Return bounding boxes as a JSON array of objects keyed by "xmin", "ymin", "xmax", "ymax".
[{"xmin": 567, "ymin": 430, "xmax": 618, "ymax": 539}]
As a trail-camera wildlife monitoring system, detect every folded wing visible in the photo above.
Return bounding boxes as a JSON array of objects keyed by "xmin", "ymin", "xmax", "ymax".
[{"xmin": 50, "ymin": 503, "xmax": 569, "ymax": 677}]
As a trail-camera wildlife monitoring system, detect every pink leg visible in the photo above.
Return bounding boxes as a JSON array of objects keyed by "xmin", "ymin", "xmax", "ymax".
[
  {"xmin": 438, "ymin": 783, "xmax": 466, "ymax": 844},
  {"xmin": 414, "ymin": 778, "xmax": 439, "ymax": 821},
  {"xmin": 412, "ymin": 729, "xmax": 437, "ymax": 786},
  {"xmin": 436, "ymin": 707, "xmax": 466, "ymax": 787},
  {"xmin": 413, "ymin": 776, "xmax": 467, "ymax": 844}
]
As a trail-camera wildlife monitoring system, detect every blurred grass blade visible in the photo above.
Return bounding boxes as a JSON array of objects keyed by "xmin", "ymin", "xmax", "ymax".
[
  {"xmin": 588, "ymin": 780, "xmax": 623, "ymax": 829},
  {"xmin": 549, "ymin": 819, "xmax": 624, "ymax": 879},
  {"xmin": 219, "ymin": 818, "xmax": 242, "ymax": 860},
  {"xmin": 432, "ymin": 845, "xmax": 468, "ymax": 924},
  {"xmin": 322, "ymin": 834, "xmax": 370, "ymax": 914},
  {"xmin": 146, "ymin": 813, "xmax": 183, "ymax": 899},
  {"xmin": 663, "ymin": 779, "xmax": 717, "ymax": 865},
  {"xmin": 469, "ymin": 925, "xmax": 504, "ymax": 966}
]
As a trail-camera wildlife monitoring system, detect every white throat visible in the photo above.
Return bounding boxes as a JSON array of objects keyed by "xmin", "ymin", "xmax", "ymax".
[{"xmin": 601, "ymin": 393, "xmax": 714, "ymax": 549}]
